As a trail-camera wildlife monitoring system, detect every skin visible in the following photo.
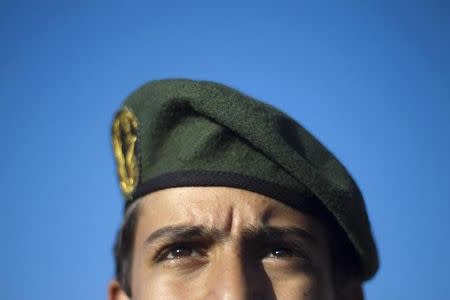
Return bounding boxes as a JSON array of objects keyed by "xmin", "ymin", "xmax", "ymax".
[{"xmin": 109, "ymin": 186, "xmax": 363, "ymax": 300}]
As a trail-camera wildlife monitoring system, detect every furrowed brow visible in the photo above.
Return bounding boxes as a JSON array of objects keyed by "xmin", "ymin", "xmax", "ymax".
[{"xmin": 143, "ymin": 225, "xmax": 225, "ymax": 248}]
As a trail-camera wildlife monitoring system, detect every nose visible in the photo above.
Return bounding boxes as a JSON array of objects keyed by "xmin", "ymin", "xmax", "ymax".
[
  {"xmin": 204, "ymin": 247, "xmax": 277, "ymax": 300},
  {"xmin": 205, "ymin": 250, "xmax": 250, "ymax": 300}
]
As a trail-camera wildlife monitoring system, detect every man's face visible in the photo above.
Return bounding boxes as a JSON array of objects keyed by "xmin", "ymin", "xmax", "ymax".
[{"xmin": 112, "ymin": 186, "xmax": 339, "ymax": 300}]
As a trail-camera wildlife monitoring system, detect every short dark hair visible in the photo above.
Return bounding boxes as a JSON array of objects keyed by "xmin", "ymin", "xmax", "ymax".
[
  {"xmin": 326, "ymin": 215, "xmax": 362, "ymax": 286},
  {"xmin": 113, "ymin": 198, "xmax": 362, "ymax": 297},
  {"xmin": 113, "ymin": 201, "xmax": 141, "ymax": 297}
]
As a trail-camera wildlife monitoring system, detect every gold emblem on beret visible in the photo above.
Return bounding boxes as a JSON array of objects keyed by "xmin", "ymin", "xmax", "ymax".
[{"xmin": 112, "ymin": 108, "xmax": 139, "ymax": 199}]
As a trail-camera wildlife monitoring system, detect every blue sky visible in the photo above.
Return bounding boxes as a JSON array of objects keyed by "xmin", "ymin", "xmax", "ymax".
[{"xmin": 1, "ymin": 1, "xmax": 449, "ymax": 299}]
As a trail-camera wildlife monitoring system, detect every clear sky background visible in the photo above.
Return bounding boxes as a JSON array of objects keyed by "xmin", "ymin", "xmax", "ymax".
[{"xmin": 1, "ymin": 1, "xmax": 449, "ymax": 299}]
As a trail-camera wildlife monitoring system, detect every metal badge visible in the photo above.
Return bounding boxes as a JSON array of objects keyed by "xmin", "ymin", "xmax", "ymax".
[{"xmin": 112, "ymin": 107, "xmax": 139, "ymax": 199}]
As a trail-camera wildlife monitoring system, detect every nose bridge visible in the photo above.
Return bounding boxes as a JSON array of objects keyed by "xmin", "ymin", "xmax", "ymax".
[{"xmin": 205, "ymin": 248, "xmax": 250, "ymax": 300}]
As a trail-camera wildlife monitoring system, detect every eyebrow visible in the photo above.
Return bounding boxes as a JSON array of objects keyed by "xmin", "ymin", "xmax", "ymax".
[
  {"xmin": 143, "ymin": 224, "xmax": 317, "ymax": 249},
  {"xmin": 243, "ymin": 225, "xmax": 317, "ymax": 244},
  {"xmin": 144, "ymin": 225, "xmax": 225, "ymax": 247}
]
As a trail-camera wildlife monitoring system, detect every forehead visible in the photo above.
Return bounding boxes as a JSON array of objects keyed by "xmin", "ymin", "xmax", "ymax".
[{"xmin": 134, "ymin": 186, "xmax": 327, "ymax": 240}]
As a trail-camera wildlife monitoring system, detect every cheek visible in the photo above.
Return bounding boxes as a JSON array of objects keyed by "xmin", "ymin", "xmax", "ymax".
[
  {"xmin": 132, "ymin": 274, "xmax": 187, "ymax": 300},
  {"xmin": 132, "ymin": 266, "xmax": 207, "ymax": 300},
  {"xmin": 268, "ymin": 272, "xmax": 313, "ymax": 299},
  {"xmin": 267, "ymin": 267, "xmax": 335, "ymax": 300}
]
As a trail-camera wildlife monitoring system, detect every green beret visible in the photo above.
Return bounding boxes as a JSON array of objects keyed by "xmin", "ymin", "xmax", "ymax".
[{"xmin": 111, "ymin": 78, "xmax": 379, "ymax": 280}]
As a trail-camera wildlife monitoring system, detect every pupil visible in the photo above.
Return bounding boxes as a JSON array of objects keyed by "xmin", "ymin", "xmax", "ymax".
[
  {"xmin": 273, "ymin": 248, "xmax": 290, "ymax": 257},
  {"xmin": 173, "ymin": 247, "xmax": 191, "ymax": 257}
]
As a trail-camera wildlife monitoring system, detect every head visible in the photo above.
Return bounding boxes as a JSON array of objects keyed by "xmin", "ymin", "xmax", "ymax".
[{"xmin": 108, "ymin": 79, "xmax": 378, "ymax": 299}]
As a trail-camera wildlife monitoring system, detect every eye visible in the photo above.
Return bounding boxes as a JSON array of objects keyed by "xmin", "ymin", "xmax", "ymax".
[
  {"xmin": 267, "ymin": 247, "xmax": 293, "ymax": 258},
  {"xmin": 159, "ymin": 245, "xmax": 204, "ymax": 261},
  {"xmin": 261, "ymin": 244, "xmax": 310, "ymax": 263}
]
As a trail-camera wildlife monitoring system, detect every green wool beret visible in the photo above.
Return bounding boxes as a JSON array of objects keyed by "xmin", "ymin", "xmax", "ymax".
[{"xmin": 111, "ymin": 78, "xmax": 379, "ymax": 280}]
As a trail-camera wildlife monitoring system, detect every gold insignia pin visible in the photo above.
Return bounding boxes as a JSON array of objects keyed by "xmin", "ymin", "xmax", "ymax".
[{"xmin": 112, "ymin": 108, "xmax": 139, "ymax": 199}]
